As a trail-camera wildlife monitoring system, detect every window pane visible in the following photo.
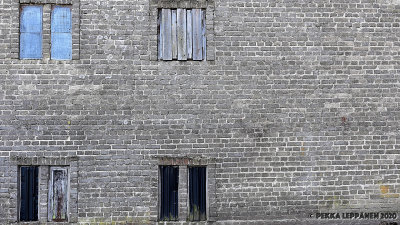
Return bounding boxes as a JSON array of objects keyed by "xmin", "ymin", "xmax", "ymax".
[
  {"xmin": 51, "ymin": 6, "xmax": 72, "ymax": 33},
  {"xmin": 20, "ymin": 33, "xmax": 42, "ymax": 59},
  {"xmin": 51, "ymin": 6, "xmax": 72, "ymax": 60},
  {"xmin": 51, "ymin": 33, "xmax": 72, "ymax": 60},
  {"xmin": 20, "ymin": 6, "xmax": 42, "ymax": 33},
  {"xmin": 20, "ymin": 6, "xmax": 42, "ymax": 59}
]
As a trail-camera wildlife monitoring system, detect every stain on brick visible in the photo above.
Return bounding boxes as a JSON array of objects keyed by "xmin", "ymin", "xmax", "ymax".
[
  {"xmin": 380, "ymin": 185, "xmax": 400, "ymax": 198},
  {"xmin": 380, "ymin": 185, "xmax": 389, "ymax": 195}
]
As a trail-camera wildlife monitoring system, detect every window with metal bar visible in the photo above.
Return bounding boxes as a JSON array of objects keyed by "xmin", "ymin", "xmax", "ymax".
[
  {"xmin": 19, "ymin": 166, "xmax": 39, "ymax": 221},
  {"xmin": 159, "ymin": 166, "xmax": 179, "ymax": 221},
  {"xmin": 189, "ymin": 166, "xmax": 206, "ymax": 221},
  {"xmin": 158, "ymin": 8, "xmax": 206, "ymax": 61}
]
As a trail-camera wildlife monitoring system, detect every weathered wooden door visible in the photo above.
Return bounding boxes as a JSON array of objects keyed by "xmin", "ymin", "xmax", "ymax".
[{"xmin": 48, "ymin": 167, "xmax": 68, "ymax": 222}]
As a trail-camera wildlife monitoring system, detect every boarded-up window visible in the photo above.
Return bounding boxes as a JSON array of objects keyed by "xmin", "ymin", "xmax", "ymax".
[
  {"xmin": 159, "ymin": 166, "xmax": 179, "ymax": 221},
  {"xmin": 189, "ymin": 166, "xmax": 206, "ymax": 221},
  {"xmin": 20, "ymin": 166, "xmax": 39, "ymax": 221},
  {"xmin": 158, "ymin": 9, "xmax": 206, "ymax": 61},
  {"xmin": 48, "ymin": 167, "xmax": 68, "ymax": 222},
  {"xmin": 20, "ymin": 6, "xmax": 43, "ymax": 59},
  {"xmin": 51, "ymin": 6, "xmax": 72, "ymax": 60}
]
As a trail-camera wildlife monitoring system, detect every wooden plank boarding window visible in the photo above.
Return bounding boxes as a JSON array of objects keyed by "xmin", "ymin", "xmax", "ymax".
[
  {"xmin": 159, "ymin": 166, "xmax": 179, "ymax": 221},
  {"xmin": 48, "ymin": 167, "xmax": 69, "ymax": 222},
  {"xmin": 19, "ymin": 166, "xmax": 39, "ymax": 221},
  {"xmin": 189, "ymin": 166, "xmax": 206, "ymax": 221},
  {"xmin": 51, "ymin": 6, "xmax": 72, "ymax": 60},
  {"xmin": 20, "ymin": 5, "xmax": 43, "ymax": 59},
  {"xmin": 158, "ymin": 9, "xmax": 206, "ymax": 61}
]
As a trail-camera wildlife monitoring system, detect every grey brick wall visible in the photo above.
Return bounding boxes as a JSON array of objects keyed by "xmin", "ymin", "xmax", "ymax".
[{"xmin": 1, "ymin": 0, "xmax": 400, "ymax": 224}]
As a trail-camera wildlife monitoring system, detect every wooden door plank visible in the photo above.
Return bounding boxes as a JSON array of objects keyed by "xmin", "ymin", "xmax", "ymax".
[
  {"xmin": 162, "ymin": 9, "xmax": 172, "ymax": 60},
  {"xmin": 186, "ymin": 10, "xmax": 192, "ymax": 60},
  {"xmin": 177, "ymin": 9, "xmax": 187, "ymax": 60},
  {"xmin": 202, "ymin": 9, "xmax": 206, "ymax": 61},
  {"xmin": 192, "ymin": 9, "xmax": 202, "ymax": 60},
  {"xmin": 171, "ymin": 10, "xmax": 177, "ymax": 60},
  {"xmin": 53, "ymin": 170, "xmax": 68, "ymax": 221}
]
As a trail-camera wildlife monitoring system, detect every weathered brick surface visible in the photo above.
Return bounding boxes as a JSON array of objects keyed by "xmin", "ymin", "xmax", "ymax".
[{"xmin": 1, "ymin": 0, "xmax": 400, "ymax": 224}]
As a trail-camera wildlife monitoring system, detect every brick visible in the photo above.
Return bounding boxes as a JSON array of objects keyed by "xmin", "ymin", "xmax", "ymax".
[{"xmin": 1, "ymin": 0, "xmax": 400, "ymax": 224}]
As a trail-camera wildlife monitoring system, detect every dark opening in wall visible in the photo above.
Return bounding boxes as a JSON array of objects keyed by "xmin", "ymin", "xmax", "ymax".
[
  {"xmin": 19, "ymin": 166, "xmax": 39, "ymax": 221},
  {"xmin": 159, "ymin": 165, "xmax": 179, "ymax": 221},
  {"xmin": 189, "ymin": 166, "xmax": 206, "ymax": 221}
]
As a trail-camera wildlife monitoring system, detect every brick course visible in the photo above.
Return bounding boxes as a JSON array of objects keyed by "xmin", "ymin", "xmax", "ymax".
[{"xmin": 1, "ymin": 0, "xmax": 400, "ymax": 224}]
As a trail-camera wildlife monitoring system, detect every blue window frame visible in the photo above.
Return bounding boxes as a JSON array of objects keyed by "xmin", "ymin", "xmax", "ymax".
[
  {"xmin": 51, "ymin": 6, "xmax": 72, "ymax": 60},
  {"xmin": 20, "ymin": 6, "xmax": 43, "ymax": 59}
]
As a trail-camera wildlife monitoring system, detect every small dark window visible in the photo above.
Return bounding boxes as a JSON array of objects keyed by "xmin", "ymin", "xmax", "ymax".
[
  {"xmin": 189, "ymin": 166, "xmax": 206, "ymax": 221},
  {"xmin": 159, "ymin": 166, "xmax": 179, "ymax": 221},
  {"xmin": 20, "ymin": 166, "xmax": 39, "ymax": 221}
]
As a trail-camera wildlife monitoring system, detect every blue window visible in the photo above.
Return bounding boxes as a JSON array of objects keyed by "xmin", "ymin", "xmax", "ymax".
[
  {"xmin": 20, "ymin": 6, "xmax": 43, "ymax": 59},
  {"xmin": 51, "ymin": 6, "xmax": 72, "ymax": 60}
]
